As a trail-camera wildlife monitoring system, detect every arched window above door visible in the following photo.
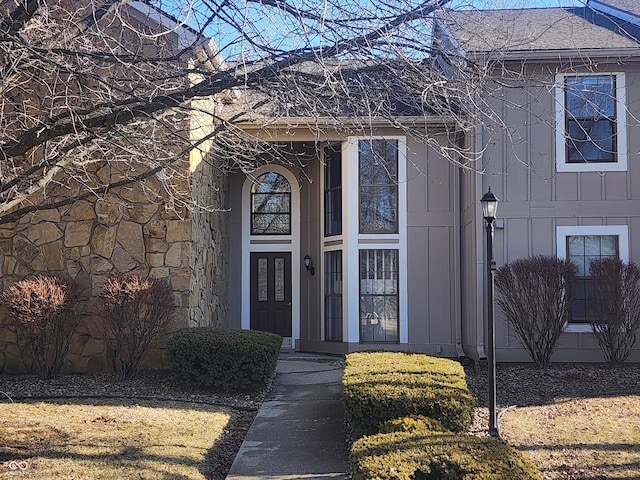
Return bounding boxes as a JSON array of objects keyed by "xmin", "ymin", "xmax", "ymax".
[{"xmin": 251, "ymin": 172, "xmax": 292, "ymax": 235}]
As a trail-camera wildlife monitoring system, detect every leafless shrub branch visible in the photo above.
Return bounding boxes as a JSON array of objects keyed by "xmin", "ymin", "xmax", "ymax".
[
  {"xmin": 98, "ymin": 275, "xmax": 176, "ymax": 380},
  {"xmin": 588, "ymin": 258, "xmax": 640, "ymax": 367},
  {"xmin": 495, "ymin": 255, "xmax": 578, "ymax": 368},
  {"xmin": 1, "ymin": 275, "xmax": 81, "ymax": 379}
]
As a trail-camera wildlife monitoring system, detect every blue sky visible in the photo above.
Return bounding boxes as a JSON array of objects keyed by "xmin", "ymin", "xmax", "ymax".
[{"xmin": 176, "ymin": 0, "xmax": 587, "ymax": 59}]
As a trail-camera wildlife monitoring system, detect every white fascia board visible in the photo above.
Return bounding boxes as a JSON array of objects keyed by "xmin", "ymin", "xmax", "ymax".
[
  {"xmin": 432, "ymin": 19, "xmax": 466, "ymax": 58},
  {"xmin": 588, "ymin": 0, "xmax": 640, "ymax": 27},
  {"xmin": 129, "ymin": 1, "xmax": 200, "ymax": 49},
  {"xmin": 466, "ymin": 47, "xmax": 640, "ymax": 62},
  {"xmin": 128, "ymin": 2, "xmax": 227, "ymax": 74}
]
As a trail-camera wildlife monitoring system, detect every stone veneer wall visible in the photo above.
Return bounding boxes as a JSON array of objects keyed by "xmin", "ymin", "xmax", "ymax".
[
  {"xmin": 0, "ymin": 48, "xmax": 235, "ymax": 373},
  {"xmin": 189, "ymin": 166, "xmax": 228, "ymax": 328},
  {"xmin": 0, "ymin": 180, "xmax": 199, "ymax": 373},
  {"xmin": 187, "ymin": 97, "xmax": 229, "ymax": 329}
]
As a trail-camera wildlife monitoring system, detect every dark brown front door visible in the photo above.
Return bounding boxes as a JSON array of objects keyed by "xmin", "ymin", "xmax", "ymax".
[{"xmin": 250, "ymin": 252, "xmax": 292, "ymax": 337}]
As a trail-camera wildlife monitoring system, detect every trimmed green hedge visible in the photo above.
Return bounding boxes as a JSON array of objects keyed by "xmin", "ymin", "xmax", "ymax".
[
  {"xmin": 166, "ymin": 328, "xmax": 282, "ymax": 392},
  {"xmin": 351, "ymin": 430, "xmax": 542, "ymax": 480},
  {"xmin": 379, "ymin": 415, "xmax": 448, "ymax": 434},
  {"xmin": 342, "ymin": 352, "xmax": 474, "ymax": 438}
]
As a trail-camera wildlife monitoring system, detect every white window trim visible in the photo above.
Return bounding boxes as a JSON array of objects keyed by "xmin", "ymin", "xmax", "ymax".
[
  {"xmin": 555, "ymin": 72, "xmax": 627, "ymax": 173},
  {"xmin": 343, "ymin": 136, "xmax": 408, "ymax": 344},
  {"xmin": 319, "ymin": 143, "xmax": 346, "ymax": 342},
  {"xmin": 241, "ymin": 165, "xmax": 301, "ymax": 344},
  {"xmin": 556, "ymin": 225, "xmax": 629, "ymax": 332}
]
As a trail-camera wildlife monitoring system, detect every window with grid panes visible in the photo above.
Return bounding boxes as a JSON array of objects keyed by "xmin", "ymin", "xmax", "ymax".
[
  {"xmin": 324, "ymin": 250, "xmax": 343, "ymax": 341},
  {"xmin": 251, "ymin": 172, "xmax": 291, "ymax": 235},
  {"xmin": 566, "ymin": 235, "xmax": 618, "ymax": 324},
  {"xmin": 359, "ymin": 249, "xmax": 399, "ymax": 342}
]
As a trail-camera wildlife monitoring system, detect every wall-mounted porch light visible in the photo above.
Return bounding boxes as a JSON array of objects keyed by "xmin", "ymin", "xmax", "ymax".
[{"xmin": 304, "ymin": 254, "xmax": 315, "ymax": 275}]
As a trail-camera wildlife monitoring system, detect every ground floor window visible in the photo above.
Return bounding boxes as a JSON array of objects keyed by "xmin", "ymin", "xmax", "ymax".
[
  {"xmin": 324, "ymin": 250, "xmax": 343, "ymax": 342},
  {"xmin": 557, "ymin": 226, "xmax": 628, "ymax": 327},
  {"xmin": 567, "ymin": 235, "xmax": 618, "ymax": 324},
  {"xmin": 359, "ymin": 249, "xmax": 399, "ymax": 342}
]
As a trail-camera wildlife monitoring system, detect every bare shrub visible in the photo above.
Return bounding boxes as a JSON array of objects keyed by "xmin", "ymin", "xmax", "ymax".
[
  {"xmin": 588, "ymin": 258, "xmax": 640, "ymax": 367},
  {"xmin": 495, "ymin": 255, "xmax": 577, "ymax": 368},
  {"xmin": 99, "ymin": 275, "xmax": 175, "ymax": 380},
  {"xmin": 1, "ymin": 275, "xmax": 80, "ymax": 379}
]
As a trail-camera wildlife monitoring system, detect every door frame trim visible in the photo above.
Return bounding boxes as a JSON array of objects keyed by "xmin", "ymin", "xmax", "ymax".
[{"xmin": 241, "ymin": 165, "xmax": 300, "ymax": 345}]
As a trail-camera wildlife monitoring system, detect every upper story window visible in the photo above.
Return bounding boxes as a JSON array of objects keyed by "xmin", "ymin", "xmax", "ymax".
[
  {"xmin": 251, "ymin": 172, "xmax": 291, "ymax": 235},
  {"xmin": 324, "ymin": 146, "xmax": 342, "ymax": 237},
  {"xmin": 566, "ymin": 75, "xmax": 616, "ymax": 163},
  {"xmin": 555, "ymin": 73, "xmax": 627, "ymax": 172},
  {"xmin": 359, "ymin": 139, "xmax": 398, "ymax": 233}
]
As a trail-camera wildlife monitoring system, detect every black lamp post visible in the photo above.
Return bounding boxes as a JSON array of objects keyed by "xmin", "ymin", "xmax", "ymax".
[{"xmin": 480, "ymin": 187, "xmax": 499, "ymax": 437}]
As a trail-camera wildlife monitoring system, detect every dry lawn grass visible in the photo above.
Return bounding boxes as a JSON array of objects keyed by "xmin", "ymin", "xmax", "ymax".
[
  {"xmin": 0, "ymin": 398, "xmax": 231, "ymax": 479},
  {"xmin": 466, "ymin": 364, "xmax": 640, "ymax": 480},
  {"xmin": 501, "ymin": 395, "xmax": 640, "ymax": 480}
]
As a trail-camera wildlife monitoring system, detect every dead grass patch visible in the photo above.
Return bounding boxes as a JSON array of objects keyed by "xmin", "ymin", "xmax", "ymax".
[
  {"xmin": 0, "ymin": 398, "xmax": 231, "ymax": 479},
  {"xmin": 501, "ymin": 395, "xmax": 640, "ymax": 480}
]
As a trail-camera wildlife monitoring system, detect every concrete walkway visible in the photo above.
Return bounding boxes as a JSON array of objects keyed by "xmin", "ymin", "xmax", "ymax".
[{"xmin": 226, "ymin": 353, "xmax": 351, "ymax": 480}]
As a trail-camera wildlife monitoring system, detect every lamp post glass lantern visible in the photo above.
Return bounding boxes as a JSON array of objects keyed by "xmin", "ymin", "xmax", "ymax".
[
  {"xmin": 480, "ymin": 187, "xmax": 499, "ymax": 437},
  {"xmin": 481, "ymin": 188, "xmax": 499, "ymax": 220}
]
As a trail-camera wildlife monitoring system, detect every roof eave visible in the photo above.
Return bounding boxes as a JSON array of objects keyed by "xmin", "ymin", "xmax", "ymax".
[
  {"xmin": 233, "ymin": 115, "xmax": 461, "ymax": 129},
  {"xmin": 588, "ymin": 0, "xmax": 640, "ymax": 27},
  {"xmin": 463, "ymin": 47, "xmax": 640, "ymax": 62}
]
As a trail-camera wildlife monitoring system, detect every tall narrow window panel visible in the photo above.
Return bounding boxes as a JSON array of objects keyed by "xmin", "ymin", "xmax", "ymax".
[
  {"xmin": 359, "ymin": 249, "xmax": 399, "ymax": 343},
  {"xmin": 359, "ymin": 139, "xmax": 398, "ymax": 234},
  {"xmin": 567, "ymin": 235, "xmax": 619, "ymax": 324},
  {"xmin": 251, "ymin": 172, "xmax": 291, "ymax": 235},
  {"xmin": 324, "ymin": 146, "xmax": 342, "ymax": 237},
  {"xmin": 324, "ymin": 251, "xmax": 343, "ymax": 342}
]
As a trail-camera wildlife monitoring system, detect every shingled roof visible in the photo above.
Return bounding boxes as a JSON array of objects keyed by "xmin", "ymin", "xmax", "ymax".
[
  {"xmin": 436, "ymin": 6, "xmax": 639, "ymax": 57},
  {"xmin": 223, "ymin": 60, "xmax": 455, "ymax": 124}
]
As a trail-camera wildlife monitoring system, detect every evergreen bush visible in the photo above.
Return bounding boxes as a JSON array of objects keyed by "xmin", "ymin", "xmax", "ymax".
[
  {"xmin": 166, "ymin": 328, "xmax": 282, "ymax": 392},
  {"xmin": 342, "ymin": 352, "xmax": 474, "ymax": 438},
  {"xmin": 379, "ymin": 416, "xmax": 448, "ymax": 434},
  {"xmin": 351, "ymin": 430, "xmax": 542, "ymax": 480}
]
